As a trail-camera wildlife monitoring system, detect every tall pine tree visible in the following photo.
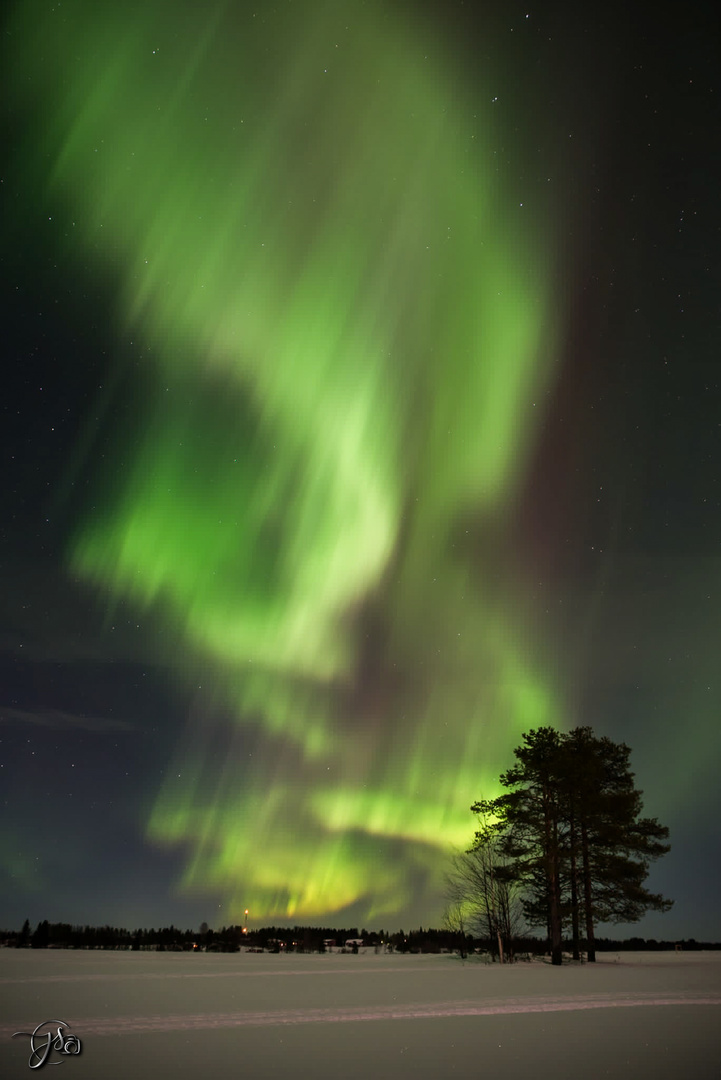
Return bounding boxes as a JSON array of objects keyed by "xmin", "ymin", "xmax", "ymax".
[
  {"xmin": 561, "ymin": 727, "xmax": 672, "ymax": 960},
  {"xmin": 472, "ymin": 727, "xmax": 566, "ymax": 965}
]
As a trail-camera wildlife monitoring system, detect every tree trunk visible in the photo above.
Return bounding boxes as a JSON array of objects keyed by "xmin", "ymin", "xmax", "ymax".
[
  {"xmin": 570, "ymin": 802, "xmax": 580, "ymax": 960},
  {"xmin": 581, "ymin": 818, "xmax": 596, "ymax": 962},
  {"xmin": 549, "ymin": 859, "xmax": 563, "ymax": 965},
  {"xmin": 548, "ymin": 805, "xmax": 563, "ymax": 965}
]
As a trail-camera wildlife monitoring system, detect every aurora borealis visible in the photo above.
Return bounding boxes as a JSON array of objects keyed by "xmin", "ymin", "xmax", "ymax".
[{"xmin": 2, "ymin": 1, "xmax": 721, "ymax": 937}]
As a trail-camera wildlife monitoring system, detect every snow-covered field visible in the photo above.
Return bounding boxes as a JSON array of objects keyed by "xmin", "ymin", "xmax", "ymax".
[{"xmin": 1, "ymin": 948, "xmax": 719, "ymax": 1079}]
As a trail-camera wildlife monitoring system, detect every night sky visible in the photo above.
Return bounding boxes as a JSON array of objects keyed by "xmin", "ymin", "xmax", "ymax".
[{"xmin": 2, "ymin": 0, "xmax": 720, "ymax": 939}]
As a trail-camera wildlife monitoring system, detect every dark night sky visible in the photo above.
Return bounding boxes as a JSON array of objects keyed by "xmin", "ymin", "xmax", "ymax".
[{"xmin": 1, "ymin": 1, "xmax": 720, "ymax": 938}]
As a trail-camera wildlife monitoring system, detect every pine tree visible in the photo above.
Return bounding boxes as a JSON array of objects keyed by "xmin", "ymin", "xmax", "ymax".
[
  {"xmin": 472, "ymin": 726, "xmax": 566, "ymax": 965},
  {"xmin": 559, "ymin": 728, "xmax": 672, "ymax": 960}
]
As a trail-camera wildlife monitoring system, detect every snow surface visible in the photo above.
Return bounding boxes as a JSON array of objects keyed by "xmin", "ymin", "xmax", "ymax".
[{"xmin": 1, "ymin": 948, "xmax": 719, "ymax": 1079}]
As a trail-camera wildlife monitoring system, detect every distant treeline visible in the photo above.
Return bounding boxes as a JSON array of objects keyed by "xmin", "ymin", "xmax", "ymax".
[
  {"xmin": 3, "ymin": 922, "xmax": 464, "ymax": 953},
  {"xmin": 2, "ymin": 920, "xmax": 718, "ymax": 953},
  {"xmin": 594, "ymin": 937, "xmax": 720, "ymax": 952}
]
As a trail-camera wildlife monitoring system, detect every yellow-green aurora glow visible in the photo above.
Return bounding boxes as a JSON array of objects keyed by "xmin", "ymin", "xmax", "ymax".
[{"xmin": 10, "ymin": 0, "xmax": 566, "ymax": 921}]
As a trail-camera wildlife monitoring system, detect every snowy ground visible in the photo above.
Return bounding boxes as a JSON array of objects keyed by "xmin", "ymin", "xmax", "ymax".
[{"xmin": 1, "ymin": 948, "xmax": 719, "ymax": 1079}]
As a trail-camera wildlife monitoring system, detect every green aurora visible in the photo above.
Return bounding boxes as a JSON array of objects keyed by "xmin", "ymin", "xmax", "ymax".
[{"xmin": 9, "ymin": 0, "xmax": 567, "ymax": 921}]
